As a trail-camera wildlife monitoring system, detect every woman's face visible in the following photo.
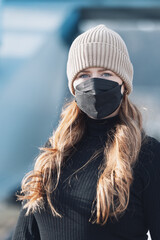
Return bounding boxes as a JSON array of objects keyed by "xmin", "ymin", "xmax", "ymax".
[
  {"xmin": 73, "ymin": 67, "xmax": 125, "ymax": 119},
  {"xmin": 73, "ymin": 67, "xmax": 125, "ymax": 95}
]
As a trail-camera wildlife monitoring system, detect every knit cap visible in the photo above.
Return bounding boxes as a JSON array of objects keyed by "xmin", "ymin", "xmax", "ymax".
[{"xmin": 66, "ymin": 24, "xmax": 133, "ymax": 95}]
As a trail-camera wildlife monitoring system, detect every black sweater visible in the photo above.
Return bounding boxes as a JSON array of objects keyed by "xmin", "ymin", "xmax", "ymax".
[{"xmin": 12, "ymin": 114, "xmax": 160, "ymax": 240}]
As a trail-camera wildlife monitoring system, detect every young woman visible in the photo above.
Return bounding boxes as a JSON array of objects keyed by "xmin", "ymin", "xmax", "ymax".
[{"xmin": 12, "ymin": 24, "xmax": 160, "ymax": 240}]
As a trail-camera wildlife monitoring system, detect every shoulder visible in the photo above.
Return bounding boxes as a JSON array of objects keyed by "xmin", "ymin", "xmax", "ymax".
[
  {"xmin": 139, "ymin": 137, "xmax": 160, "ymax": 234},
  {"xmin": 136, "ymin": 134, "xmax": 160, "ymax": 181},
  {"xmin": 140, "ymin": 134, "xmax": 160, "ymax": 160}
]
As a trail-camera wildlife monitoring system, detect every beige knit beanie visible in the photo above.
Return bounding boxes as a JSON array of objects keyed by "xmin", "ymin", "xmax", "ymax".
[{"xmin": 66, "ymin": 24, "xmax": 133, "ymax": 96}]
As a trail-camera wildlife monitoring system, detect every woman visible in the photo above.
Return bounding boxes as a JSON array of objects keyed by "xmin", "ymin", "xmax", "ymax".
[{"xmin": 12, "ymin": 24, "xmax": 160, "ymax": 240}]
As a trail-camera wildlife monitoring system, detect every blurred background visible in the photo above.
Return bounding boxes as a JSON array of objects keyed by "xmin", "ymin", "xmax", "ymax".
[{"xmin": 0, "ymin": 0, "xmax": 160, "ymax": 239}]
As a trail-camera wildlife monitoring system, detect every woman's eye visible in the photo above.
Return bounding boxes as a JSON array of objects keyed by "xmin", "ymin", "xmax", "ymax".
[
  {"xmin": 78, "ymin": 74, "xmax": 90, "ymax": 78},
  {"xmin": 102, "ymin": 72, "xmax": 112, "ymax": 77}
]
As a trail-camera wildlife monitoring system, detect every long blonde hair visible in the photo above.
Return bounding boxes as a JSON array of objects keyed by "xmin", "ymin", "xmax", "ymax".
[{"xmin": 16, "ymin": 92, "xmax": 147, "ymax": 225}]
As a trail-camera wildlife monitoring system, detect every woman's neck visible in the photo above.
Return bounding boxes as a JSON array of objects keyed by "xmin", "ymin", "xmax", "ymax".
[{"xmin": 84, "ymin": 113, "xmax": 120, "ymax": 137}]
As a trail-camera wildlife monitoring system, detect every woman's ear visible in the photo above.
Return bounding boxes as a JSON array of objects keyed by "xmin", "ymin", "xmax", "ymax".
[
  {"xmin": 72, "ymin": 85, "xmax": 75, "ymax": 96},
  {"xmin": 122, "ymin": 83, "xmax": 129, "ymax": 95},
  {"xmin": 121, "ymin": 82, "xmax": 125, "ymax": 95}
]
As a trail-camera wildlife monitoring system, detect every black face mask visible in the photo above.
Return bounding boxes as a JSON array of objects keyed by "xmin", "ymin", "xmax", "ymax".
[{"xmin": 74, "ymin": 77, "xmax": 124, "ymax": 119}]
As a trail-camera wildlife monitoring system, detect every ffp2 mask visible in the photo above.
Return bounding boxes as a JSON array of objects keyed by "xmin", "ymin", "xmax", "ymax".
[{"xmin": 74, "ymin": 78, "xmax": 124, "ymax": 119}]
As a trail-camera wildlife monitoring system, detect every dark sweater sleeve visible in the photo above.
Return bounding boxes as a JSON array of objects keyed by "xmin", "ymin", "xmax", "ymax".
[
  {"xmin": 12, "ymin": 139, "xmax": 52, "ymax": 239},
  {"xmin": 142, "ymin": 139, "xmax": 160, "ymax": 240},
  {"xmin": 12, "ymin": 204, "xmax": 40, "ymax": 240}
]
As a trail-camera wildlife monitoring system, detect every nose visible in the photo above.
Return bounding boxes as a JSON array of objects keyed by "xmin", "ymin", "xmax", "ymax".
[{"xmin": 91, "ymin": 72, "xmax": 100, "ymax": 78}]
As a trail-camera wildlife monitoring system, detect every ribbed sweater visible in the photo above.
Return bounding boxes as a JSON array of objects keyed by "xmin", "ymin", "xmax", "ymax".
[{"xmin": 12, "ymin": 114, "xmax": 160, "ymax": 240}]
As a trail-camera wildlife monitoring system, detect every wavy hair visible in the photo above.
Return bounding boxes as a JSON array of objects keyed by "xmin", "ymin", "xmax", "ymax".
[{"xmin": 16, "ymin": 92, "xmax": 147, "ymax": 225}]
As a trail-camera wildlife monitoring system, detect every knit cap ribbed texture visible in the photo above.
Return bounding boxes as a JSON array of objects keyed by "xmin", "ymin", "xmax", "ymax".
[{"xmin": 66, "ymin": 24, "xmax": 133, "ymax": 95}]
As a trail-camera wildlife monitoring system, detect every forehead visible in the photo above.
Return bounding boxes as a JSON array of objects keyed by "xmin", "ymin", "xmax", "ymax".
[
  {"xmin": 81, "ymin": 67, "xmax": 106, "ymax": 71},
  {"xmin": 79, "ymin": 67, "xmax": 113, "ymax": 73}
]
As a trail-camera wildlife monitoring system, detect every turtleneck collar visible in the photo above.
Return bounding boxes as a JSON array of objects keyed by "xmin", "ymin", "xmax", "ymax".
[{"xmin": 84, "ymin": 113, "xmax": 120, "ymax": 137}]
